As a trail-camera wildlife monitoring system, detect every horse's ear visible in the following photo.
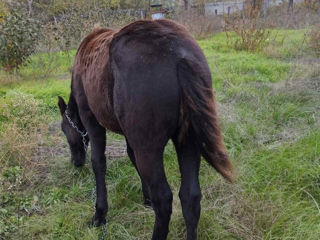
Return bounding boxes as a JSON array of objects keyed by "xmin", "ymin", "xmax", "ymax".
[{"xmin": 58, "ymin": 96, "xmax": 67, "ymax": 115}]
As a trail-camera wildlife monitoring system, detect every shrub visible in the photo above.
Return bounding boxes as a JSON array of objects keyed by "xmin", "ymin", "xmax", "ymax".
[
  {"xmin": 0, "ymin": 91, "xmax": 45, "ymax": 168},
  {"xmin": 0, "ymin": 2, "xmax": 8, "ymax": 24},
  {"xmin": 0, "ymin": 91, "xmax": 46, "ymax": 239},
  {"xmin": 225, "ymin": 4, "xmax": 271, "ymax": 52},
  {"xmin": 309, "ymin": 23, "xmax": 320, "ymax": 56},
  {"xmin": 225, "ymin": 16, "xmax": 271, "ymax": 52},
  {"xmin": 0, "ymin": 8, "xmax": 40, "ymax": 72}
]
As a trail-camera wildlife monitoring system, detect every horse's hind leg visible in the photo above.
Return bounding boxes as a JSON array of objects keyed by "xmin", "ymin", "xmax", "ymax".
[
  {"xmin": 134, "ymin": 149, "xmax": 173, "ymax": 240},
  {"xmin": 126, "ymin": 139, "xmax": 151, "ymax": 206},
  {"xmin": 173, "ymin": 138, "xmax": 202, "ymax": 240}
]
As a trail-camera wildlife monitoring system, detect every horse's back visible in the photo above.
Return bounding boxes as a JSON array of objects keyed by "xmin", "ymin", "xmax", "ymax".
[{"xmin": 73, "ymin": 28, "xmax": 123, "ymax": 133}]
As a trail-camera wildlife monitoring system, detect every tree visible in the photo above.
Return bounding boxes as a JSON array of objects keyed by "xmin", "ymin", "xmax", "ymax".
[
  {"xmin": 183, "ymin": 0, "xmax": 189, "ymax": 10},
  {"xmin": 244, "ymin": 0, "xmax": 264, "ymax": 17},
  {"xmin": 0, "ymin": 2, "xmax": 8, "ymax": 24},
  {"xmin": 0, "ymin": 8, "xmax": 40, "ymax": 71},
  {"xmin": 27, "ymin": 0, "xmax": 33, "ymax": 15},
  {"xmin": 288, "ymin": 0, "xmax": 293, "ymax": 13}
]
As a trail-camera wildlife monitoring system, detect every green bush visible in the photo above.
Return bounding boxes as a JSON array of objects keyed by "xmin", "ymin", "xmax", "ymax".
[
  {"xmin": 0, "ymin": 8, "xmax": 40, "ymax": 72},
  {"xmin": 225, "ymin": 17, "xmax": 271, "ymax": 52}
]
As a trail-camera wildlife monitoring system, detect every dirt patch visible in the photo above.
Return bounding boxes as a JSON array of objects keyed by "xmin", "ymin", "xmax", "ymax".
[
  {"xmin": 267, "ymin": 61, "xmax": 320, "ymax": 93},
  {"xmin": 217, "ymin": 101, "xmax": 239, "ymax": 123},
  {"xmin": 25, "ymin": 121, "xmax": 127, "ymax": 187},
  {"xmin": 57, "ymin": 74, "xmax": 71, "ymax": 80},
  {"xmin": 106, "ymin": 139, "xmax": 127, "ymax": 160},
  {"xmin": 49, "ymin": 121, "xmax": 127, "ymax": 160}
]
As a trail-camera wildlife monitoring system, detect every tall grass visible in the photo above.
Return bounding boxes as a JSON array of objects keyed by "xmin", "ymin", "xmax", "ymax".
[{"xmin": 1, "ymin": 28, "xmax": 320, "ymax": 240}]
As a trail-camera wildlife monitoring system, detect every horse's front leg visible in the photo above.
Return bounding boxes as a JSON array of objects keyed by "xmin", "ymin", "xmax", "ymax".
[
  {"xmin": 90, "ymin": 126, "xmax": 107, "ymax": 226},
  {"xmin": 82, "ymin": 113, "xmax": 107, "ymax": 226}
]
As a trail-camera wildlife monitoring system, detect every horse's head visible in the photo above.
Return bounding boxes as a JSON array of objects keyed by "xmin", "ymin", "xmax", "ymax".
[{"xmin": 57, "ymin": 96, "xmax": 88, "ymax": 167}]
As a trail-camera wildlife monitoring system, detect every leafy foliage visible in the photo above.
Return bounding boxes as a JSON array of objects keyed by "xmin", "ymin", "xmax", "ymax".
[
  {"xmin": 0, "ymin": 8, "xmax": 40, "ymax": 72},
  {"xmin": 0, "ymin": 2, "xmax": 8, "ymax": 24}
]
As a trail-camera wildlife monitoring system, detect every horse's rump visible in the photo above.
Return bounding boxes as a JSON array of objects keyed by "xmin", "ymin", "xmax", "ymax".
[{"xmin": 110, "ymin": 20, "xmax": 232, "ymax": 180}]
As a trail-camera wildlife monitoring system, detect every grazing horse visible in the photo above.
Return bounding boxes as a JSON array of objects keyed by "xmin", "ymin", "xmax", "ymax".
[{"xmin": 58, "ymin": 19, "xmax": 233, "ymax": 240}]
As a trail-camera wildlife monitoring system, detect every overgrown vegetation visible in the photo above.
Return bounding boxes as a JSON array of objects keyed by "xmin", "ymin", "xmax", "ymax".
[
  {"xmin": 0, "ymin": 1, "xmax": 320, "ymax": 239},
  {"xmin": 224, "ymin": 4, "xmax": 271, "ymax": 52},
  {"xmin": 1, "ymin": 26, "xmax": 319, "ymax": 239},
  {"xmin": 309, "ymin": 23, "xmax": 320, "ymax": 56},
  {"xmin": 0, "ymin": 8, "xmax": 40, "ymax": 72},
  {"xmin": 225, "ymin": 17, "xmax": 271, "ymax": 52}
]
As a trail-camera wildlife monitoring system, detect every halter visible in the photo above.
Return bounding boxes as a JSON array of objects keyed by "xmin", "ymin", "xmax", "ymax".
[{"xmin": 64, "ymin": 107, "xmax": 88, "ymax": 151}]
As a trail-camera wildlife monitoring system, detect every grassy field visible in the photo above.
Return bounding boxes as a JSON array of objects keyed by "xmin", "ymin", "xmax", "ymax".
[{"xmin": 0, "ymin": 29, "xmax": 319, "ymax": 240}]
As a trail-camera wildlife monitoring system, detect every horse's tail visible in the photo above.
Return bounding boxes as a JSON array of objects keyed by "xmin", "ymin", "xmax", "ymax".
[{"xmin": 177, "ymin": 58, "xmax": 233, "ymax": 182}]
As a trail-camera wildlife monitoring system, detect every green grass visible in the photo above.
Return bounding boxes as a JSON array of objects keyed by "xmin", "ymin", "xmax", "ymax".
[
  {"xmin": 19, "ymin": 50, "xmax": 76, "ymax": 79},
  {"xmin": 1, "ymin": 28, "xmax": 320, "ymax": 240},
  {"xmin": 196, "ymin": 29, "xmax": 306, "ymax": 89}
]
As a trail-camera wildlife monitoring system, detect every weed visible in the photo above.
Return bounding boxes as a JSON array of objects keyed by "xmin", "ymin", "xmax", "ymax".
[
  {"xmin": 309, "ymin": 23, "xmax": 320, "ymax": 56},
  {"xmin": 1, "ymin": 28, "xmax": 320, "ymax": 240},
  {"xmin": 225, "ymin": 17, "xmax": 271, "ymax": 52}
]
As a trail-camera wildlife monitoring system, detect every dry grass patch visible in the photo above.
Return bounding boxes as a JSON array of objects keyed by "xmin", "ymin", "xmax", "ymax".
[
  {"xmin": 0, "ymin": 91, "xmax": 51, "ymax": 187},
  {"xmin": 309, "ymin": 23, "xmax": 320, "ymax": 56}
]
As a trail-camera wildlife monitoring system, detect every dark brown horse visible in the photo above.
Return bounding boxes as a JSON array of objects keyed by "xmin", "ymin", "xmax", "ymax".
[{"xmin": 58, "ymin": 19, "xmax": 233, "ymax": 240}]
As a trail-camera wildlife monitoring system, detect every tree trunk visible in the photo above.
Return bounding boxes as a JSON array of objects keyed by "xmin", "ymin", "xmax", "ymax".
[
  {"xmin": 288, "ymin": 0, "xmax": 293, "ymax": 13},
  {"xmin": 27, "ymin": 0, "xmax": 33, "ymax": 16},
  {"xmin": 184, "ymin": 0, "xmax": 189, "ymax": 10},
  {"xmin": 263, "ymin": 0, "xmax": 268, "ymax": 17},
  {"xmin": 252, "ymin": 0, "xmax": 257, "ymax": 9}
]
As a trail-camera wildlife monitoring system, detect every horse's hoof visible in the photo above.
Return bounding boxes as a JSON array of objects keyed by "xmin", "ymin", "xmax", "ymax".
[
  {"xmin": 71, "ymin": 158, "xmax": 85, "ymax": 168},
  {"xmin": 90, "ymin": 215, "xmax": 106, "ymax": 227},
  {"xmin": 74, "ymin": 162, "xmax": 85, "ymax": 168}
]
